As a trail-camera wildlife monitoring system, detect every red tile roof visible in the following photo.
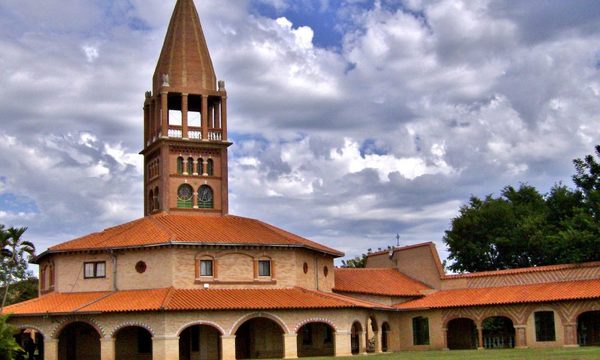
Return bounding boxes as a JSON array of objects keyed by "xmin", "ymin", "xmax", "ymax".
[
  {"xmin": 395, "ymin": 279, "xmax": 600, "ymax": 310},
  {"xmin": 443, "ymin": 261, "xmax": 600, "ymax": 279},
  {"xmin": 3, "ymin": 287, "xmax": 388, "ymax": 316},
  {"xmin": 334, "ymin": 268, "xmax": 430, "ymax": 297},
  {"xmin": 40, "ymin": 214, "xmax": 342, "ymax": 258}
]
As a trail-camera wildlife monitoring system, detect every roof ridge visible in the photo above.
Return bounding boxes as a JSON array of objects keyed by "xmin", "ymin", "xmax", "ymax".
[
  {"xmin": 444, "ymin": 260, "xmax": 600, "ymax": 279},
  {"xmin": 161, "ymin": 287, "xmax": 176, "ymax": 310},
  {"xmin": 145, "ymin": 216, "xmax": 177, "ymax": 243}
]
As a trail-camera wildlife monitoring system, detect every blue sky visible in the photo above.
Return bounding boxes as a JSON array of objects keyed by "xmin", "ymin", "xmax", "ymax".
[{"xmin": 1, "ymin": 0, "xmax": 600, "ymax": 267}]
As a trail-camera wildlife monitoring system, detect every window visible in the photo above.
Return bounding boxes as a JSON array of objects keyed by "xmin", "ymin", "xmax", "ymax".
[
  {"xmin": 207, "ymin": 159, "xmax": 214, "ymax": 176},
  {"xmin": 84, "ymin": 262, "xmax": 106, "ymax": 279},
  {"xmin": 198, "ymin": 158, "xmax": 204, "ymax": 175},
  {"xmin": 258, "ymin": 260, "xmax": 271, "ymax": 277},
  {"xmin": 412, "ymin": 316, "xmax": 430, "ymax": 345},
  {"xmin": 197, "ymin": 185, "xmax": 213, "ymax": 209},
  {"xmin": 177, "ymin": 184, "xmax": 194, "ymax": 208},
  {"xmin": 177, "ymin": 157, "xmax": 184, "ymax": 174},
  {"xmin": 187, "ymin": 157, "xmax": 194, "ymax": 175},
  {"xmin": 535, "ymin": 311, "xmax": 556, "ymax": 342},
  {"xmin": 200, "ymin": 260, "xmax": 213, "ymax": 276}
]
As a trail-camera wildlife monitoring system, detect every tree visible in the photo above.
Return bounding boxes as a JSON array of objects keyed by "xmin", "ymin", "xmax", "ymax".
[
  {"xmin": 0, "ymin": 315, "xmax": 21, "ymax": 360},
  {"xmin": 0, "ymin": 227, "xmax": 35, "ymax": 312},
  {"xmin": 444, "ymin": 145, "xmax": 600, "ymax": 273}
]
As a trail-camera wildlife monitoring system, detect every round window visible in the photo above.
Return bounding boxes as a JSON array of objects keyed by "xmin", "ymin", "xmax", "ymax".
[
  {"xmin": 323, "ymin": 266, "xmax": 329, "ymax": 277},
  {"xmin": 135, "ymin": 261, "xmax": 147, "ymax": 274},
  {"xmin": 303, "ymin": 262, "xmax": 309, "ymax": 274}
]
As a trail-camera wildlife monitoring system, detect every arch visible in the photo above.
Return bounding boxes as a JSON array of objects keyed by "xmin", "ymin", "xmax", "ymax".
[
  {"xmin": 296, "ymin": 321, "xmax": 335, "ymax": 358},
  {"xmin": 197, "ymin": 157, "xmax": 204, "ymax": 174},
  {"xmin": 51, "ymin": 318, "xmax": 105, "ymax": 339},
  {"xmin": 176, "ymin": 321, "xmax": 225, "ymax": 336},
  {"xmin": 187, "ymin": 156, "xmax": 194, "ymax": 175},
  {"xmin": 234, "ymin": 315, "xmax": 286, "ymax": 359},
  {"xmin": 443, "ymin": 315, "xmax": 478, "ymax": 329},
  {"xmin": 481, "ymin": 316, "xmax": 515, "ymax": 349},
  {"xmin": 447, "ymin": 318, "xmax": 478, "ymax": 350},
  {"xmin": 177, "ymin": 184, "xmax": 194, "ymax": 208},
  {"xmin": 294, "ymin": 318, "xmax": 337, "ymax": 333},
  {"xmin": 177, "ymin": 156, "xmax": 184, "ymax": 174},
  {"xmin": 110, "ymin": 322, "xmax": 155, "ymax": 338},
  {"xmin": 229, "ymin": 312, "xmax": 290, "ymax": 335},
  {"xmin": 573, "ymin": 305, "xmax": 600, "ymax": 325},
  {"xmin": 197, "ymin": 185, "xmax": 214, "ymax": 209},
  {"xmin": 15, "ymin": 325, "xmax": 45, "ymax": 337},
  {"xmin": 14, "ymin": 327, "xmax": 45, "ymax": 360},
  {"xmin": 114, "ymin": 325, "xmax": 153, "ymax": 360},
  {"xmin": 351, "ymin": 321, "xmax": 363, "ymax": 355},
  {"xmin": 381, "ymin": 322, "xmax": 391, "ymax": 352},
  {"xmin": 577, "ymin": 310, "xmax": 600, "ymax": 346},
  {"xmin": 207, "ymin": 158, "xmax": 214, "ymax": 176},
  {"xmin": 57, "ymin": 321, "xmax": 101, "ymax": 360},
  {"xmin": 523, "ymin": 304, "xmax": 566, "ymax": 326}
]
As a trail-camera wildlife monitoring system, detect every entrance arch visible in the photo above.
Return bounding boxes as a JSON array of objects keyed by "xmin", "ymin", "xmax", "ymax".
[
  {"xmin": 114, "ymin": 326, "xmax": 153, "ymax": 360},
  {"xmin": 179, "ymin": 324, "xmax": 222, "ymax": 360},
  {"xmin": 296, "ymin": 322, "xmax": 334, "ymax": 357},
  {"xmin": 578, "ymin": 311, "xmax": 600, "ymax": 346},
  {"xmin": 58, "ymin": 322, "xmax": 101, "ymax": 360},
  {"xmin": 351, "ymin": 322, "xmax": 363, "ymax": 355},
  {"xmin": 235, "ymin": 317, "xmax": 284, "ymax": 359},
  {"xmin": 447, "ymin": 318, "xmax": 477, "ymax": 350},
  {"xmin": 14, "ymin": 328, "xmax": 44, "ymax": 360},
  {"xmin": 482, "ymin": 316, "xmax": 515, "ymax": 349},
  {"xmin": 381, "ymin": 322, "xmax": 391, "ymax": 352}
]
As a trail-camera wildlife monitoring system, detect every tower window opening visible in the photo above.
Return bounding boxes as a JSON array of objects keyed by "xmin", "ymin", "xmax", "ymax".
[
  {"xmin": 188, "ymin": 111, "xmax": 201, "ymax": 128},
  {"xmin": 198, "ymin": 185, "xmax": 213, "ymax": 209},
  {"xmin": 154, "ymin": 187, "xmax": 160, "ymax": 211},
  {"xmin": 207, "ymin": 159, "xmax": 214, "ymax": 176},
  {"xmin": 187, "ymin": 157, "xmax": 194, "ymax": 175},
  {"xmin": 177, "ymin": 184, "xmax": 194, "ymax": 209},
  {"xmin": 168, "ymin": 110, "xmax": 182, "ymax": 126},
  {"xmin": 189, "ymin": 94, "xmax": 202, "ymax": 130},
  {"xmin": 149, "ymin": 190, "xmax": 154, "ymax": 213},
  {"xmin": 198, "ymin": 158, "xmax": 205, "ymax": 175},
  {"xmin": 177, "ymin": 157, "xmax": 184, "ymax": 175}
]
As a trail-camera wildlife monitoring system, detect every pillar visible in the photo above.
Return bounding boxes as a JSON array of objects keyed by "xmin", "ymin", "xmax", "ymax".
[
  {"xmin": 182, "ymin": 93, "xmax": 189, "ymax": 139},
  {"xmin": 152, "ymin": 336, "xmax": 179, "ymax": 360},
  {"xmin": 358, "ymin": 331, "xmax": 367, "ymax": 355},
  {"xmin": 193, "ymin": 191, "xmax": 198, "ymax": 209},
  {"xmin": 514, "ymin": 325, "xmax": 528, "ymax": 349},
  {"xmin": 477, "ymin": 327, "xmax": 484, "ymax": 350},
  {"xmin": 161, "ymin": 92, "xmax": 168, "ymax": 137},
  {"xmin": 442, "ymin": 328, "xmax": 449, "ymax": 351},
  {"xmin": 215, "ymin": 100, "xmax": 221, "ymax": 129},
  {"xmin": 100, "ymin": 337, "xmax": 115, "ymax": 360},
  {"xmin": 334, "ymin": 331, "xmax": 352, "ymax": 357},
  {"xmin": 44, "ymin": 339, "xmax": 58, "ymax": 360},
  {"xmin": 182, "ymin": 158, "xmax": 188, "ymax": 175},
  {"xmin": 201, "ymin": 95, "xmax": 208, "ymax": 140},
  {"xmin": 563, "ymin": 322, "xmax": 579, "ymax": 348},
  {"xmin": 283, "ymin": 333, "xmax": 298, "ymax": 359},
  {"xmin": 221, "ymin": 335, "xmax": 236, "ymax": 360},
  {"xmin": 373, "ymin": 331, "xmax": 381, "ymax": 353},
  {"xmin": 144, "ymin": 103, "xmax": 149, "ymax": 146},
  {"xmin": 221, "ymin": 95, "xmax": 227, "ymax": 140}
]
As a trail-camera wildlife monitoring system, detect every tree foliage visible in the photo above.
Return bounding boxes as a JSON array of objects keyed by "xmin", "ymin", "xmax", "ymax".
[
  {"xmin": 444, "ymin": 146, "xmax": 600, "ymax": 273},
  {"xmin": 0, "ymin": 315, "xmax": 21, "ymax": 360},
  {"xmin": 0, "ymin": 226, "xmax": 35, "ymax": 311}
]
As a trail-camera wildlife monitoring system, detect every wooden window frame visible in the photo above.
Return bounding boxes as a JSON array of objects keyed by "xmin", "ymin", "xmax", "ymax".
[
  {"xmin": 83, "ymin": 261, "xmax": 106, "ymax": 279},
  {"xmin": 258, "ymin": 259, "xmax": 272, "ymax": 277},
  {"xmin": 199, "ymin": 259, "xmax": 214, "ymax": 277}
]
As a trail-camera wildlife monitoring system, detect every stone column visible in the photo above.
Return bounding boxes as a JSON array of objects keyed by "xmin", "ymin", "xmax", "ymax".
[
  {"xmin": 477, "ymin": 327, "xmax": 484, "ymax": 350},
  {"xmin": 563, "ymin": 322, "xmax": 579, "ymax": 348},
  {"xmin": 161, "ymin": 92, "xmax": 169, "ymax": 137},
  {"xmin": 100, "ymin": 337, "xmax": 116, "ymax": 360},
  {"xmin": 221, "ymin": 335, "xmax": 236, "ymax": 360},
  {"xmin": 152, "ymin": 336, "xmax": 179, "ymax": 360},
  {"xmin": 514, "ymin": 325, "xmax": 528, "ymax": 349},
  {"xmin": 334, "ymin": 331, "xmax": 352, "ymax": 357},
  {"xmin": 44, "ymin": 339, "xmax": 58, "ymax": 360},
  {"xmin": 201, "ymin": 95, "xmax": 208, "ymax": 140},
  {"xmin": 221, "ymin": 95, "xmax": 227, "ymax": 140},
  {"xmin": 215, "ymin": 100, "xmax": 221, "ymax": 129},
  {"xmin": 283, "ymin": 333, "xmax": 298, "ymax": 359},
  {"xmin": 442, "ymin": 328, "xmax": 449, "ymax": 351},
  {"xmin": 373, "ymin": 331, "xmax": 381, "ymax": 353},
  {"xmin": 181, "ymin": 93, "xmax": 189, "ymax": 139},
  {"xmin": 182, "ymin": 158, "xmax": 188, "ymax": 175},
  {"xmin": 193, "ymin": 191, "xmax": 198, "ymax": 209}
]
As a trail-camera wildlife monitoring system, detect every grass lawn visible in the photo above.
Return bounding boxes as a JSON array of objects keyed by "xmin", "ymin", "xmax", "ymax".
[{"xmin": 304, "ymin": 347, "xmax": 600, "ymax": 360}]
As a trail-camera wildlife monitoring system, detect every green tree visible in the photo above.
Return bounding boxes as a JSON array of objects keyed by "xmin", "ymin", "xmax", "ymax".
[
  {"xmin": 0, "ymin": 314, "xmax": 21, "ymax": 360},
  {"xmin": 0, "ymin": 227, "xmax": 35, "ymax": 312},
  {"xmin": 341, "ymin": 249, "xmax": 371, "ymax": 268}
]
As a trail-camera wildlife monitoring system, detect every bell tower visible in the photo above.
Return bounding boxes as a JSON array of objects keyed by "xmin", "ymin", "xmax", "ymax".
[{"xmin": 141, "ymin": 0, "xmax": 230, "ymax": 216}]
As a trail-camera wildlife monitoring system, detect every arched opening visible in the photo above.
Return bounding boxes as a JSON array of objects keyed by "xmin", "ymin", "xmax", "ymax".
[
  {"xmin": 14, "ymin": 328, "xmax": 44, "ymax": 360},
  {"xmin": 447, "ymin": 318, "xmax": 477, "ymax": 350},
  {"xmin": 351, "ymin": 322, "xmax": 362, "ymax": 355},
  {"xmin": 177, "ymin": 157, "xmax": 184, "ymax": 175},
  {"xmin": 296, "ymin": 322, "xmax": 334, "ymax": 357},
  {"xmin": 154, "ymin": 187, "xmax": 160, "ymax": 211},
  {"xmin": 366, "ymin": 316, "xmax": 378, "ymax": 353},
  {"xmin": 179, "ymin": 324, "xmax": 221, "ymax": 360},
  {"xmin": 235, "ymin": 317, "xmax": 284, "ymax": 359},
  {"xmin": 148, "ymin": 190, "xmax": 154, "ymax": 213},
  {"xmin": 381, "ymin": 322, "xmax": 391, "ymax": 352},
  {"xmin": 198, "ymin": 158, "xmax": 204, "ymax": 175},
  {"xmin": 114, "ymin": 326, "xmax": 152, "ymax": 360},
  {"xmin": 58, "ymin": 322, "xmax": 101, "ymax": 360},
  {"xmin": 482, "ymin": 316, "xmax": 515, "ymax": 349},
  {"xmin": 578, "ymin": 311, "xmax": 600, "ymax": 346},
  {"xmin": 197, "ymin": 185, "xmax": 213, "ymax": 209},
  {"xmin": 177, "ymin": 184, "xmax": 194, "ymax": 208},
  {"xmin": 207, "ymin": 159, "xmax": 214, "ymax": 176},
  {"xmin": 187, "ymin": 157, "xmax": 194, "ymax": 175}
]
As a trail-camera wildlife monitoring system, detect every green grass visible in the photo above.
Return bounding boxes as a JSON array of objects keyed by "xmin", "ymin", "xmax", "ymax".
[{"xmin": 304, "ymin": 347, "xmax": 600, "ymax": 360}]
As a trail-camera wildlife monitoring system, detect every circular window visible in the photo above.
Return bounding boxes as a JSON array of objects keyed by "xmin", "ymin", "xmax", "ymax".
[
  {"xmin": 135, "ymin": 261, "xmax": 147, "ymax": 274},
  {"xmin": 303, "ymin": 262, "xmax": 309, "ymax": 274},
  {"xmin": 323, "ymin": 266, "xmax": 329, "ymax": 277}
]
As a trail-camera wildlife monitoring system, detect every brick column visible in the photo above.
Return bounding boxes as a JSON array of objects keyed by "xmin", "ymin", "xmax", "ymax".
[
  {"xmin": 221, "ymin": 95, "xmax": 227, "ymax": 141},
  {"xmin": 181, "ymin": 93, "xmax": 189, "ymax": 139},
  {"xmin": 100, "ymin": 337, "xmax": 115, "ymax": 360},
  {"xmin": 358, "ymin": 331, "xmax": 367, "ymax": 354},
  {"xmin": 153, "ymin": 336, "xmax": 179, "ymax": 360},
  {"xmin": 563, "ymin": 323, "xmax": 579, "ymax": 348},
  {"xmin": 442, "ymin": 328, "xmax": 449, "ymax": 351},
  {"xmin": 44, "ymin": 339, "xmax": 58, "ymax": 360},
  {"xmin": 477, "ymin": 327, "xmax": 484, "ymax": 350},
  {"xmin": 334, "ymin": 331, "xmax": 352, "ymax": 357},
  {"xmin": 201, "ymin": 95, "xmax": 208, "ymax": 140},
  {"xmin": 514, "ymin": 325, "xmax": 528, "ymax": 349},
  {"xmin": 215, "ymin": 100, "xmax": 221, "ymax": 128},
  {"xmin": 161, "ymin": 92, "xmax": 169, "ymax": 137},
  {"xmin": 221, "ymin": 335, "xmax": 236, "ymax": 360},
  {"xmin": 283, "ymin": 333, "xmax": 298, "ymax": 359}
]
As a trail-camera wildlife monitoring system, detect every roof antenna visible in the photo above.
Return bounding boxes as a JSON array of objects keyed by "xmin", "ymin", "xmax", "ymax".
[{"xmin": 396, "ymin": 233, "xmax": 400, "ymax": 247}]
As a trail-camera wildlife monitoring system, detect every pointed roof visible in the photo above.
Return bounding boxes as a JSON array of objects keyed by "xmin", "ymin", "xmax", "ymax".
[{"xmin": 153, "ymin": 0, "xmax": 217, "ymax": 93}]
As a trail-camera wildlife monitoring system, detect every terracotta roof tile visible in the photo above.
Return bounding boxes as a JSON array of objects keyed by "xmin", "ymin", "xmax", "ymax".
[
  {"xmin": 3, "ymin": 287, "xmax": 387, "ymax": 316},
  {"xmin": 334, "ymin": 268, "xmax": 430, "ymax": 297},
  {"xmin": 395, "ymin": 279, "xmax": 600, "ymax": 310},
  {"xmin": 44, "ymin": 214, "xmax": 342, "ymax": 258},
  {"xmin": 443, "ymin": 261, "xmax": 600, "ymax": 279}
]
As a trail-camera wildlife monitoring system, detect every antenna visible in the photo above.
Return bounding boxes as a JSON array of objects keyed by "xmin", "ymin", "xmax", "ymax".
[{"xmin": 396, "ymin": 233, "xmax": 400, "ymax": 247}]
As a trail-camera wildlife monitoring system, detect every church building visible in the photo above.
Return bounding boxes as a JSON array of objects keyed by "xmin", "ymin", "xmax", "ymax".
[{"xmin": 4, "ymin": 1, "xmax": 600, "ymax": 359}]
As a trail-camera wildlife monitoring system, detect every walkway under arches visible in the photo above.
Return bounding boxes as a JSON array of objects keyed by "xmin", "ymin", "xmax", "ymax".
[
  {"xmin": 179, "ymin": 324, "xmax": 221, "ymax": 360},
  {"xmin": 115, "ymin": 326, "xmax": 153, "ymax": 360},
  {"xmin": 578, "ymin": 311, "xmax": 600, "ymax": 346},
  {"xmin": 235, "ymin": 317, "xmax": 284, "ymax": 359},
  {"xmin": 447, "ymin": 318, "xmax": 477, "ymax": 350},
  {"xmin": 482, "ymin": 316, "xmax": 515, "ymax": 349},
  {"xmin": 296, "ymin": 322, "xmax": 335, "ymax": 357},
  {"xmin": 58, "ymin": 322, "xmax": 101, "ymax": 360}
]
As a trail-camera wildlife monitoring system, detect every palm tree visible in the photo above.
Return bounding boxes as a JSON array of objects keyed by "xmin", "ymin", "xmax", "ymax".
[{"xmin": 1, "ymin": 227, "xmax": 34, "ymax": 312}]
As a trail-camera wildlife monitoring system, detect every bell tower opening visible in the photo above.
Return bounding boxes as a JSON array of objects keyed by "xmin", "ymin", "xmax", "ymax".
[{"xmin": 141, "ymin": 0, "xmax": 231, "ymax": 217}]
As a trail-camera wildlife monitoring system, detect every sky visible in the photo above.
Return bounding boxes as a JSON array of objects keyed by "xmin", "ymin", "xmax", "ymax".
[{"xmin": 1, "ymin": 0, "xmax": 600, "ymax": 268}]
